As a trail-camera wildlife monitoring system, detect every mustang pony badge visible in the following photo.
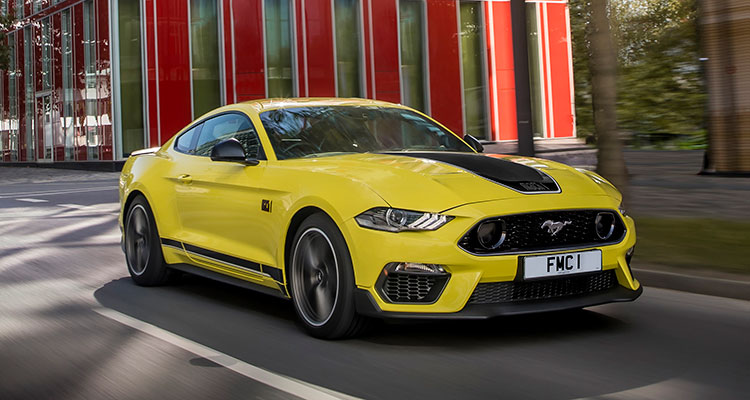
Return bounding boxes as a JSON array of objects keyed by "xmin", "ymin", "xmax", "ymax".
[{"xmin": 541, "ymin": 220, "xmax": 572, "ymax": 236}]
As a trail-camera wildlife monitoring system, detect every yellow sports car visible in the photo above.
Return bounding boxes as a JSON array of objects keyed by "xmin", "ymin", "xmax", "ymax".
[{"xmin": 119, "ymin": 98, "xmax": 641, "ymax": 339}]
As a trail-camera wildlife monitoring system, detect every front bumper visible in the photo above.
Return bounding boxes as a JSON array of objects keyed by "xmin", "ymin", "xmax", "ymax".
[
  {"xmin": 355, "ymin": 285, "xmax": 642, "ymax": 319},
  {"xmin": 341, "ymin": 196, "xmax": 641, "ymax": 316}
]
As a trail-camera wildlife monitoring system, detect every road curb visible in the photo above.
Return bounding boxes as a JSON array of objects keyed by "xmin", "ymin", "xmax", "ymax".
[{"xmin": 634, "ymin": 268, "xmax": 750, "ymax": 301}]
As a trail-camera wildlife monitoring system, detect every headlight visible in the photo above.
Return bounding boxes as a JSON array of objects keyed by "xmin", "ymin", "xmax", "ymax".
[{"xmin": 355, "ymin": 207, "xmax": 453, "ymax": 232}]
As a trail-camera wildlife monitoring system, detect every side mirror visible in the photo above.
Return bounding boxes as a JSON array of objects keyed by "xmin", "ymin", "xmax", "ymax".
[
  {"xmin": 210, "ymin": 138, "xmax": 259, "ymax": 166},
  {"xmin": 464, "ymin": 134, "xmax": 484, "ymax": 153}
]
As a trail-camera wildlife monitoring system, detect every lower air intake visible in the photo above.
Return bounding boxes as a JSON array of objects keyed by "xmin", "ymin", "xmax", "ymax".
[
  {"xmin": 468, "ymin": 270, "xmax": 618, "ymax": 304},
  {"xmin": 380, "ymin": 273, "xmax": 449, "ymax": 303}
]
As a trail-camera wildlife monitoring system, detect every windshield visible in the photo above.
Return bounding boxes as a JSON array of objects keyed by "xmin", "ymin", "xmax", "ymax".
[{"xmin": 259, "ymin": 106, "xmax": 474, "ymax": 160}]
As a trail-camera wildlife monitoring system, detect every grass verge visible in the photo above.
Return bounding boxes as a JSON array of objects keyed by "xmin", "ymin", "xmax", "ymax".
[{"xmin": 632, "ymin": 217, "xmax": 750, "ymax": 275}]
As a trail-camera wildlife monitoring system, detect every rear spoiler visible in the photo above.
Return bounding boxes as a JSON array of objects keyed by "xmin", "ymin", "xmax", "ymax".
[{"xmin": 129, "ymin": 147, "xmax": 161, "ymax": 157}]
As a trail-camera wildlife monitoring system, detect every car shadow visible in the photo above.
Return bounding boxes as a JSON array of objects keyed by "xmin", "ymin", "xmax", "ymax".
[
  {"xmin": 94, "ymin": 273, "xmax": 631, "ymax": 350},
  {"xmin": 93, "ymin": 275, "xmax": 669, "ymax": 400},
  {"xmin": 365, "ymin": 308, "xmax": 628, "ymax": 347}
]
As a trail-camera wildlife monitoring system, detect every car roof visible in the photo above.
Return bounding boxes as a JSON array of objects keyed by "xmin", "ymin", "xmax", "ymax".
[{"xmin": 237, "ymin": 97, "xmax": 408, "ymax": 113}]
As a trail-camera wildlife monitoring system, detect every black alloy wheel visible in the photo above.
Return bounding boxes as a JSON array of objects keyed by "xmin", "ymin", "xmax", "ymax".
[
  {"xmin": 124, "ymin": 195, "xmax": 172, "ymax": 286},
  {"xmin": 290, "ymin": 213, "xmax": 370, "ymax": 339}
]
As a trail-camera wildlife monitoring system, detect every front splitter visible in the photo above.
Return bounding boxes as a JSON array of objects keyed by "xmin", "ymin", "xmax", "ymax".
[{"xmin": 354, "ymin": 285, "xmax": 643, "ymax": 320}]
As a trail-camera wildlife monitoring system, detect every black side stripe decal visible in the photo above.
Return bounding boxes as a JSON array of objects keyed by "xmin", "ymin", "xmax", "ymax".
[
  {"xmin": 161, "ymin": 238, "xmax": 284, "ymax": 283},
  {"xmin": 182, "ymin": 243, "xmax": 261, "ymax": 272},
  {"xmin": 161, "ymin": 238, "xmax": 182, "ymax": 249},
  {"xmin": 263, "ymin": 266, "xmax": 284, "ymax": 282}
]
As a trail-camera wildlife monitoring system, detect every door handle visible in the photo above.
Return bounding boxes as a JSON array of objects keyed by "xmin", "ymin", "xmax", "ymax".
[{"xmin": 176, "ymin": 174, "xmax": 192, "ymax": 184}]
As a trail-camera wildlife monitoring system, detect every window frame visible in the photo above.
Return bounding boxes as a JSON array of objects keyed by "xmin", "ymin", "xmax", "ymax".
[{"xmin": 172, "ymin": 111, "xmax": 267, "ymax": 160}]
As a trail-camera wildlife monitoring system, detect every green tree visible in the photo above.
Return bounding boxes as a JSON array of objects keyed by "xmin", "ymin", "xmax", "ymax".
[
  {"xmin": 0, "ymin": 13, "xmax": 17, "ymax": 71},
  {"xmin": 569, "ymin": 0, "xmax": 705, "ymax": 146},
  {"xmin": 614, "ymin": 0, "xmax": 705, "ymax": 142}
]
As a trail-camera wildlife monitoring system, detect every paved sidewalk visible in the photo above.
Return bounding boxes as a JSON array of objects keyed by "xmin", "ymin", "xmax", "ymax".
[
  {"xmin": 626, "ymin": 150, "xmax": 750, "ymax": 219},
  {"xmin": 634, "ymin": 265, "xmax": 750, "ymax": 301},
  {"xmin": 0, "ymin": 165, "xmax": 119, "ymax": 187}
]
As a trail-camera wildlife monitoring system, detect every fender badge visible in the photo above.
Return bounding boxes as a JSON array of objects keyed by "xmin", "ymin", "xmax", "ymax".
[{"xmin": 261, "ymin": 199, "xmax": 272, "ymax": 213}]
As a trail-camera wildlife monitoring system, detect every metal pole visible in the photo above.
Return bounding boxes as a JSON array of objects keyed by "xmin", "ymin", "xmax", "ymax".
[{"xmin": 510, "ymin": 0, "xmax": 535, "ymax": 156}]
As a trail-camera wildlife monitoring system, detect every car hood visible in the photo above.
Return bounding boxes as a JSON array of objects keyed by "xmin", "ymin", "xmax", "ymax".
[{"xmin": 281, "ymin": 152, "xmax": 616, "ymax": 212}]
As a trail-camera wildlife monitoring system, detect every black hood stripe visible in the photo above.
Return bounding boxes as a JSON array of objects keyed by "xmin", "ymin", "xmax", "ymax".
[{"xmin": 383, "ymin": 152, "xmax": 560, "ymax": 193}]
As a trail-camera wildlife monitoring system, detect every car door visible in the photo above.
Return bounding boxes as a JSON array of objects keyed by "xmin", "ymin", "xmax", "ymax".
[{"xmin": 173, "ymin": 112, "xmax": 277, "ymax": 271}]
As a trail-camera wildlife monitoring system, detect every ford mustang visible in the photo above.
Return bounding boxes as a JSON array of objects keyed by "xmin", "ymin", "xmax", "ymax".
[{"xmin": 119, "ymin": 98, "xmax": 641, "ymax": 339}]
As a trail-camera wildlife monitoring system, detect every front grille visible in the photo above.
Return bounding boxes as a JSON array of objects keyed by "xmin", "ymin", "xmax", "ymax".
[
  {"xmin": 380, "ymin": 273, "xmax": 449, "ymax": 303},
  {"xmin": 459, "ymin": 210, "xmax": 626, "ymax": 255},
  {"xmin": 467, "ymin": 270, "xmax": 618, "ymax": 304}
]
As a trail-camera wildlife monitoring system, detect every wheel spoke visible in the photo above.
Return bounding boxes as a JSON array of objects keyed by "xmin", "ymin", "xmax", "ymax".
[
  {"xmin": 133, "ymin": 212, "xmax": 146, "ymax": 235},
  {"xmin": 313, "ymin": 284, "xmax": 333, "ymax": 318},
  {"xmin": 126, "ymin": 205, "xmax": 152, "ymax": 275},
  {"xmin": 137, "ymin": 241, "xmax": 149, "ymax": 269},
  {"xmin": 303, "ymin": 240, "xmax": 320, "ymax": 269}
]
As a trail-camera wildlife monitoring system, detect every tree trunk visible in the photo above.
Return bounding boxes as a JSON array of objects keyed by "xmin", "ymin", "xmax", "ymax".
[{"xmin": 588, "ymin": 0, "xmax": 629, "ymax": 203}]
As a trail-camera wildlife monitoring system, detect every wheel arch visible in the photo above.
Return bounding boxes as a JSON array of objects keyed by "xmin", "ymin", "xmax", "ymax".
[
  {"xmin": 121, "ymin": 188, "xmax": 162, "ymax": 235},
  {"xmin": 123, "ymin": 189, "xmax": 147, "ymax": 219},
  {"xmin": 283, "ymin": 206, "xmax": 328, "ymax": 286}
]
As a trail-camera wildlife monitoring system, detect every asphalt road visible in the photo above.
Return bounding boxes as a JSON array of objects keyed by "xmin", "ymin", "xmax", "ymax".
[{"xmin": 1, "ymin": 168, "xmax": 749, "ymax": 400}]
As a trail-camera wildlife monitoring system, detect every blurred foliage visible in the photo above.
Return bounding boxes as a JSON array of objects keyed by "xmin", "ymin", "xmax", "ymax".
[
  {"xmin": 570, "ymin": 0, "xmax": 706, "ymax": 147},
  {"xmin": 633, "ymin": 217, "xmax": 750, "ymax": 274},
  {"xmin": 0, "ymin": 13, "xmax": 17, "ymax": 71}
]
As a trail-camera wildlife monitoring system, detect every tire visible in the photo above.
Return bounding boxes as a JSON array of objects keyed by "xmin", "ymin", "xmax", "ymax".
[
  {"xmin": 124, "ymin": 195, "xmax": 173, "ymax": 286},
  {"xmin": 289, "ymin": 213, "xmax": 370, "ymax": 339}
]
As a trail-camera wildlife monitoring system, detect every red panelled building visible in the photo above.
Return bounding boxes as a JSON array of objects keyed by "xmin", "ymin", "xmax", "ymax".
[{"xmin": 0, "ymin": 0, "xmax": 575, "ymax": 164}]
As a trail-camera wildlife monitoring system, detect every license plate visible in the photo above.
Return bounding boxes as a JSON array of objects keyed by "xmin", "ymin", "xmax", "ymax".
[{"xmin": 523, "ymin": 250, "xmax": 602, "ymax": 280}]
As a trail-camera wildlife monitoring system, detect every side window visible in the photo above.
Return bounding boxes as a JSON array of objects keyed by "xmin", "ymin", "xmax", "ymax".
[
  {"xmin": 193, "ymin": 113, "xmax": 263, "ymax": 158},
  {"xmin": 174, "ymin": 125, "xmax": 200, "ymax": 154}
]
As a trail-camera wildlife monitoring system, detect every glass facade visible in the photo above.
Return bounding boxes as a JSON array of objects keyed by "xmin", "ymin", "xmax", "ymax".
[
  {"xmin": 264, "ymin": 0, "xmax": 294, "ymax": 97},
  {"xmin": 0, "ymin": 0, "xmax": 576, "ymax": 164},
  {"xmin": 118, "ymin": 0, "xmax": 145, "ymax": 157},
  {"xmin": 83, "ymin": 0, "xmax": 99, "ymax": 159},
  {"xmin": 24, "ymin": 26, "xmax": 34, "ymax": 161},
  {"xmin": 62, "ymin": 9, "xmax": 75, "ymax": 160},
  {"xmin": 190, "ymin": 0, "xmax": 221, "ymax": 117},
  {"xmin": 41, "ymin": 18, "xmax": 52, "ymax": 91},
  {"xmin": 8, "ymin": 32, "xmax": 17, "ymax": 161},
  {"xmin": 334, "ymin": 0, "xmax": 362, "ymax": 97},
  {"xmin": 40, "ymin": 18, "xmax": 53, "ymax": 160},
  {"xmin": 459, "ymin": 1, "xmax": 488, "ymax": 139},
  {"xmin": 399, "ymin": 0, "xmax": 426, "ymax": 112}
]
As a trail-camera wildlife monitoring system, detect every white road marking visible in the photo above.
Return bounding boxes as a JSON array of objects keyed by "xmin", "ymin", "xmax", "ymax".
[
  {"xmin": 15, "ymin": 198, "xmax": 49, "ymax": 203},
  {"xmin": 94, "ymin": 308, "xmax": 361, "ymax": 400},
  {"xmin": 59, "ymin": 203, "xmax": 89, "ymax": 210},
  {"xmin": 575, "ymin": 377, "xmax": 733, "ymax": 399},
  {"xmin": 0, "ymin": 186, "xmax": 118, "ymax": 199}
]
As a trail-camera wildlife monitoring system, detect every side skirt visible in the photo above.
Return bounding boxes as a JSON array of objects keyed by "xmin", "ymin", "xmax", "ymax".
[{"xmin": 168, "ymin": 262, "xmax": 290, "ymax": 300}]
